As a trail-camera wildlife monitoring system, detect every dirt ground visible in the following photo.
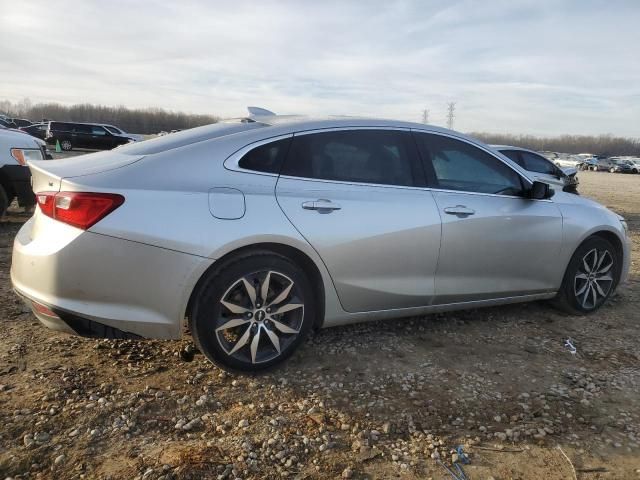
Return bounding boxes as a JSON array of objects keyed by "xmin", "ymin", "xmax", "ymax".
[{"xmin": 0, "ymin": 170, "xmax": 639, "ymax": 480}]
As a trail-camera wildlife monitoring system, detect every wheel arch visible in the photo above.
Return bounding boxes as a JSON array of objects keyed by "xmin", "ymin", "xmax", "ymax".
[
  {"xmin": 567, "ymin": 229, "xmax": 625, "ymax": 286},
  {"xmin": 184, "ymin": 242, "xmax": 326, "ymax": 330}
]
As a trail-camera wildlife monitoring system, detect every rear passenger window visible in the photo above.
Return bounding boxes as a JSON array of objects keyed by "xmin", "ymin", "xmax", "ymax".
[
  {"xmin": 281, "ymin": 130, "xmax": 420, "ymax": 187},
  {"xmin": 73, "ymin": 124, "xmax": 92, "ymax": 134},
  {"xmin": 238, "ymin": 138, "xmax": 291, "ymax": 174},
  {"xmin": 520, "ymin": 152, "xmax": 556, "ymax": 175},
  {"xmin": 415, "ymin": 133, "xmax": 524, "ymax": 196}
]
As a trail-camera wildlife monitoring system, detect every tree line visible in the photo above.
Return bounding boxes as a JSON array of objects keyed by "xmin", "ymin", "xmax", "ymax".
[
  {"xmin": 0, "ymin": 98, "xmax": 219, "ymax": 134},
  {"xmin": 2, "ymin": 98, "xmax": 638, "ymax": 155},
  {"xmin": 468, "ymin": 132, "xmax": 640, "ymax": 157}
]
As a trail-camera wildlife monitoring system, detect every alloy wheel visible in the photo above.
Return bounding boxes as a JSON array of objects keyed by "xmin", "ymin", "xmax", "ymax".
[
  {"xmin": 573, "ymin": 248, "xmax": 614, "ymax": 310},
  {"xmin": 215, "ymin": 270, "xmax": 304, "ymax": 364}
]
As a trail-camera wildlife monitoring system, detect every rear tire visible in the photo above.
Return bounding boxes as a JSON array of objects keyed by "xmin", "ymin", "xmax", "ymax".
[
  {"xmin": 553, "ymin": 236, "xmax": 620, "ymax": 315},
  {"xmin": 60, "ymin": 140, "xmax": 72, "ymax": 151},
  {"xmin": 0, "ymin": 185, "xmax": 8, "ymax": 217},
  {"xmin": 190, "ymin": 251, "xmax": 316, "ymax": 372}
]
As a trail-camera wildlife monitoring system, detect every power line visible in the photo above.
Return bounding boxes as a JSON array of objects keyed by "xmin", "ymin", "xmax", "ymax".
[{"xmin": 446, "ymin": 102, "xmax": 456, "ymax": 130}]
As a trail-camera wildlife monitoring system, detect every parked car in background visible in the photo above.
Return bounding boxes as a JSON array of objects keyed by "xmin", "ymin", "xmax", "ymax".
[
  {"xmin": 0, "ymin": 118, "xmax": 18, "ymax": 129},
  {"xmin": 11, "ymin": 110, "xmax": 630, "ymax": 371},
  {"xmin": 493, "ymin": 145, "xmax": 579, "ymax": 193},
  {"xmin": 0, "ymin": 128, "xmax": 50, "ymax": 216},
  {"xmin": 627, "ymin": 158, "xmax": 640, "ymax": 173},
  {"xmin": 608, "ymin": 158, "xmax": 635, "ymax": 173},
  {"xmin": 102, "ymin": 124, "xmax": 143, "ymax": 142},
  {"xmin": 19, "ymin": 122, "xmax": 48, "ymax": 140},
  {"xmin": 10, "ymin": 118, "xmax": 33, "ymax": 128},
  {"xmin": 45, "ymin": 121, "xmax": 136, "ymax": 151}
]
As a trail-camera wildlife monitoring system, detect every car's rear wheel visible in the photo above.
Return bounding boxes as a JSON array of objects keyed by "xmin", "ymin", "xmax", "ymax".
[
  {"xmin": 609, "ymin": 167, "xmax": 615, "ymax": 173},
  {"xmin": 60, "ymin": 140, "xmax": 73, "ymax": 151},
  {"xmin": 553, "ymin": 236, "xmax": 620, "ymax": 315},
  {"xmin": 190, "ymin": 251, "xmax": 315, "ymax": 371}
]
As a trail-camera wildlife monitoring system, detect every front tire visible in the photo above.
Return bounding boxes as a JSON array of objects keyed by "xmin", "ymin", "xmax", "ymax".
[
  {"xmin": 190, "ymin": 251, "xmax": 316, "ymax": 372},
  {"xmin": 553, "ymin": 236, "xmax": 620, "ymax": 315}
]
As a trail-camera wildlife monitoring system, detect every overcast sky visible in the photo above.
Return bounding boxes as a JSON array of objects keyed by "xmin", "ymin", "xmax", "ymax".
[{"xmin": 1, "ymin": 0, "xmax": 638, "ymax": 136}]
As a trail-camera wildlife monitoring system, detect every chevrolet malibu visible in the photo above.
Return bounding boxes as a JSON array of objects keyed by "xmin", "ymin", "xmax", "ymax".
[{"xmin": 11, "ymin": 110, "xmax": 631, "ymax": 371}]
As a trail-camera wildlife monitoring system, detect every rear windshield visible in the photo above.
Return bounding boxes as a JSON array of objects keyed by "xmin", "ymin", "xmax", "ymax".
[{"xmin": 115, "ymin": 120, "xmax": 265, "ymax": 155}]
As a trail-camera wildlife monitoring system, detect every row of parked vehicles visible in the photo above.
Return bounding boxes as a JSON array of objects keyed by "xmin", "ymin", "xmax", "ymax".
[
  {"xmin": 578, "ymin": 156, "xmax": 640, "ymax": 173},
  {"xmin": 0, "ymin": 115, "xmax": 141, "ymax": 151},
  {"xmin": 549, "ymin": 152, "xmax": 640, "ymax": 174}
]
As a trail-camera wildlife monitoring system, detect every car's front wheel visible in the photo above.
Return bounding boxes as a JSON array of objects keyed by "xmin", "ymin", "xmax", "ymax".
[
  {"xmin": 553, "ymin": 236, "xmax": 620, "ymax": 314},
  {"xmin": 190, "ymin": 251, "xmax": 316, "ymax": 371}
]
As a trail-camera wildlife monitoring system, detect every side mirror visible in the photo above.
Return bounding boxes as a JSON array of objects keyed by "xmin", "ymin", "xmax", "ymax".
[{"xmin": 530, "ymin": 181, "xmax": 554, "ymax": 200}]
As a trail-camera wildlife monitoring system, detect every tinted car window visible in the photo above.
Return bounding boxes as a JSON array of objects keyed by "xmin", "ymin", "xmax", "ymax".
[
  {"xmin": 238, "ymin": 137, "xmax": 291, "ymax": 174},
  {"xmin": 72, "ymin": 124, "xmax": 91, "ymax": 134},
  {"xmin": 282, "ymin": 130, "xmax": 419, "ymax": 187},
  {"xmin": 104, "ymin": 126, "xmax": 121, "ymax": 134},
  {"xmin": 51, "ymin": 122, "xmax": 72, "ymax": 132},
  {"xmin": 499, "ymin": 149, "xmax": 525, "ymax": 168},
  {"xmin": 91, "ymin": 126, "xmax": 107, "ymax": 135},
  {"xmin": 415, "ymin": 133, "xmax": 524, "ymax": 196},
  {"xmin": 520, "ymin": 151, "xmax": 556, "ymax": 175}
]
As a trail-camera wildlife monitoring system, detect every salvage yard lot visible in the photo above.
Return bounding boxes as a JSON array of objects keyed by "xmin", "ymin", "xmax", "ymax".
[{"xmin": 0, "ymin": 171, "xmax": 638, "ymax": 479}]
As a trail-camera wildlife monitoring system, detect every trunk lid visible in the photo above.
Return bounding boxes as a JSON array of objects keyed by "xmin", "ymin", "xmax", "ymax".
[{"xmin": 28, "ymin": 151, "xmax": 144, "ymax": 193}]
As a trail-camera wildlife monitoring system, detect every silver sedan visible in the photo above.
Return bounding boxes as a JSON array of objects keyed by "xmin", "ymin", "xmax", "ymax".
[{"xmin": 11, "ymin": 109, "xmax": 631, "ymax": 371}]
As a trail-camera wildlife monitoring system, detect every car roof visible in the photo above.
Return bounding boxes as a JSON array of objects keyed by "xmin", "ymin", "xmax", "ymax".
[
  {"xmin": 490, "ymin": 144, "xmax": 540, "ymax": 154},
  {"xmin": 252, "ymin": 114, "xmax": 455, "ymax": 134}
]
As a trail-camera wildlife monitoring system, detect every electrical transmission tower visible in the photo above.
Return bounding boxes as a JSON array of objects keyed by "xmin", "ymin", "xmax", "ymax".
[
  {"xmin": 422, "ymin": 109, "xmax": 429, "ymax": 124},
  {"xmin": 446, "ymin": 102, "xmax": 456, "ymax": 130}
]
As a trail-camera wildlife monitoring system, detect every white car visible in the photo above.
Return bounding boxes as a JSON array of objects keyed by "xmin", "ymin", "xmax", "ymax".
[
  {"xmin": 492, "ymin": 145, "xmax": 579, "ymax": 192},
  {"xmin": 0, "ymin": 127, "xmax": 49, "ymax": 215}
]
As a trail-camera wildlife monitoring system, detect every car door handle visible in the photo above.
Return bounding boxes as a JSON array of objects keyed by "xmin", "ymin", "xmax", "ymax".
[
  {"xmin": 443, "ymin": 205, "xmax": 475, "ymax": 216},
  {"xmin": 302, "ymin": 199, "xmax": 342, "ymax": 212}
]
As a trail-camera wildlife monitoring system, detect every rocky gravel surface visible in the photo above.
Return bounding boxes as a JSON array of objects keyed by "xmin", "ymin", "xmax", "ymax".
[{"xmin": 0, "ymin": 171, "xmax": 639, "ymax": 479}]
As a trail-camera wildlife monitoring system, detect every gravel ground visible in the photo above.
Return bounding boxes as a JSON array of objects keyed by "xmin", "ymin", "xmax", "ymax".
[{"xmin": 0, "ymin": 170, "xmax": 639, "ymax": 479}]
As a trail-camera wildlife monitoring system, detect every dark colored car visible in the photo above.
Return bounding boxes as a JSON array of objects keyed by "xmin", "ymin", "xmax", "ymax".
[
  {"xmin": 0, "ymin": 118, "xmax": 17, "ymax": 129},
  {"xmin": 608, "ymin": 159, "xmax": 635, "ymax": 173},
  {"xmin": 19, "ymin": 123, "xmax": 48, "ymax": 140},
  {"xmin": 45, "ymin": 121, "xmax": 134, "ymax": 151},
  {"xmin": 10, "ymin": 118, "xmax": 33, "ymax": 128}
]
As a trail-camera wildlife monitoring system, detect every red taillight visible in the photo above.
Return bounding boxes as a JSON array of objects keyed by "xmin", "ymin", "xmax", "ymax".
[{"xmin": 36, "ymin": 191, "xmax": 124, "ymax": 230}]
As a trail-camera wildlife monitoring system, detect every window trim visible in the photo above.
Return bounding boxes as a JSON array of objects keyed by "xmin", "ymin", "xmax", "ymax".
[
  {"xmin": 224, "ymin": 134, "xmax": 294, "ymax": 177},
  {"xmin": 411, "ymin": 129, "xmax": 537, "ymax": 198},
  {"xmin": 279, "ymin": 127, "xmax": 425, "ymax": 188}
]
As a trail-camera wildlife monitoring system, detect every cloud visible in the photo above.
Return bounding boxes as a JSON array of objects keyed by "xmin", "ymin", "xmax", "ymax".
[{"xmin": 0, "ymin": 0, "xmax": 638, "ymax": 135}]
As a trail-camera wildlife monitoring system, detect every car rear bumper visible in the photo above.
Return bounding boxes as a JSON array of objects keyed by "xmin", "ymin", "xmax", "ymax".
[{"xmin": 11, "ymin": 215, "xmax": 210, "ymax": 339}]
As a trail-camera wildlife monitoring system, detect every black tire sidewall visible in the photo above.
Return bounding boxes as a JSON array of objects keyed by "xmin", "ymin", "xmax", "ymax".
[
  {"xmin": 191, "ymin": 252, "xmax": 316, "ymax": 372},
  {"xmin": 61, "ymin": 140, "xmax": 72, "ymax": 151},
  {"xmin": 560, "ymin": 237, "xmax": 620, "ymax": 314}
]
